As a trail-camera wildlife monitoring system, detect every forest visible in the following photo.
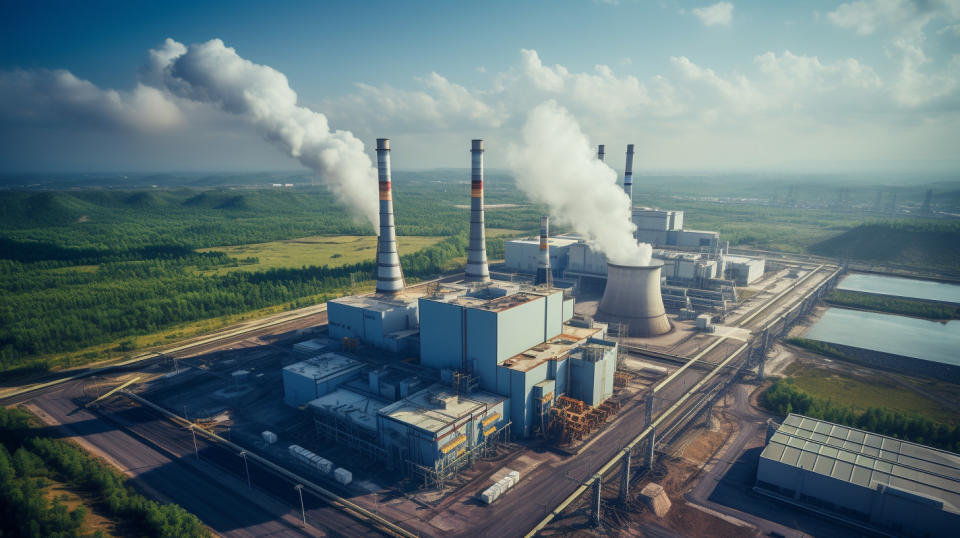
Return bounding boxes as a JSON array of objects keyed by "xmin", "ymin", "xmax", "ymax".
[
  {"xmin": 762, "ymin": 378, "xmax": 960, "ymax": 453},
  {"xmin": 0, "ymin": 406, "xmax": 207, "ymax": 537},
  {"xmin": 0, "ymin": 184, "xmax": 523, "ymax": 378}
]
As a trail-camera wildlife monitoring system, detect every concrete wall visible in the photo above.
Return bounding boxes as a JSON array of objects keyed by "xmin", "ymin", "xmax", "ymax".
[
  {"xmin": 495, "ymin": 297, "xmax": 549, "ymax": 363},
  {"xmin": 419, "ymin": 300, "xmax": 464, "ymax": 371},
  {"xmin": 505, "ymin": 362, "xmax": 550, "ymax": 439},
  {"xmin": 504, "ymin": 241, "xmax": 539, "ymax": 273},
  {"xmin": 562, "ymin": 298, "xmax": 574, "ymax": 322},
  {"xmin": 673, "ymin": 230, "xmax": 719, "ymax": 248},
  {"xmin": 568, "ymin": 345, "xmax": 616, "ymax": 406},
  {"xmin": 545, "ymin": 292, "xmax": 563, "ymax": 341},
  {"xmin": 328, "ymin": 301, "xmax": 363, "ymax": 340},
  {"xmin": 283, "ymin": 368, "xmax": 319, "ymax": 407},
  {"xmin": 567, "ymin": 242, "xmax": 609, "ymax": 275}
]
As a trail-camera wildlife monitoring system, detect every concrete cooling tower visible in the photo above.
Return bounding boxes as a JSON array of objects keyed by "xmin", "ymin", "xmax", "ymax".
[{"xmin": 595, "ymin": 261, "xmax": 671, "ymax": 337}]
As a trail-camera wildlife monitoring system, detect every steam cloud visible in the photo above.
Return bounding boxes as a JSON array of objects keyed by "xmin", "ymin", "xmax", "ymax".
[
  {"xmin": 148, "ymin": 38, "xmax": 379, "ymax": 229},
  {"xmin": 507, "ymin": 101, "xmax": 652, "ymax": 266}
]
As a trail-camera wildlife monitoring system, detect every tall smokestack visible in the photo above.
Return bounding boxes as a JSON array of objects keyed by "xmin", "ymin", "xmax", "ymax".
[
  {"xmin": 624, "ymin": 144, "xmax": 635, "ymax": 205},
  {"xmin": 465, "ymin": 139, "xmax": 490, "ymax": 283},
  {"xmin": 535, "ymin": 216, "xmax": 552, "ymax": 286},
  {"xmin": 375, "ymin": 138, "xmax": 404, "ymax": 296},
  {"xmin": 597, "ymin": 144, "xmax": 605, "ymax": 162}
]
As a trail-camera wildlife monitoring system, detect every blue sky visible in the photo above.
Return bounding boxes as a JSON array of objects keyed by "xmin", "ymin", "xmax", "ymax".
[{"xmin": 1, "ymin": 0, "xmax": 958, "ymax": 174}]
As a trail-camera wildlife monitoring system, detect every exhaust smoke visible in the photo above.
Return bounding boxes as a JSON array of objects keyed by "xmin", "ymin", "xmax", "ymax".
[{"xmin": 507, "ymin": 101, "xmax": 651, "ymax": 266}]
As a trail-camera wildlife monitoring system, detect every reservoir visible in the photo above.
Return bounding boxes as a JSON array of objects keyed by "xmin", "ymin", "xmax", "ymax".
[
  {"xmin": 805, "ymin": 308, "xmax": 960, "ymax": 366},
  {"xmin": 837, "ymin": 273, "xmax": 960, "ymax": 305}
]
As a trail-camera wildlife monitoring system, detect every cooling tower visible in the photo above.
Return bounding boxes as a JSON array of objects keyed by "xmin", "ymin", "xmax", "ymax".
[
  {"xmin": 464, "ymin": 139, "xmax": 490, "ymax": 283},
  {"xmin": 375, "ymin": 138, "xmax": 404, "ymax": 295},
  {"xmin": 535, "ymin": 216, "xmax": 551, "ymax": 286},
  {"xmin": 624, "ymin": 144, "xmax": 635, "ymax": 204},
  {"xmin": 597, "ymin": 144, "xmax": 605, "ymax": 162},
  {"xmin": 595, "ymin": 261, "xmax": 671, "ymax": 337}
]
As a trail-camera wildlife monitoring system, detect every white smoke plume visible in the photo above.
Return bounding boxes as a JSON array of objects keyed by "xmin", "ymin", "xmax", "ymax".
[
  {"xmin": 148, "ymin": 38, "xmax": 379, "ymax": 229},
  {"xmin": 507, "ymin": 101, "xmax": 652, "ymax": 266}
]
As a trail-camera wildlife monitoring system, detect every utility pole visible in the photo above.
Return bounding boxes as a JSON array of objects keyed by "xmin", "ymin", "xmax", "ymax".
[
  {"xmin": 295, "ymin": 484, "xmax": 307, "ymax": 528},
  {"xmin": 239, "ymin": 450, "xmax": 251, "ymax": 489}
]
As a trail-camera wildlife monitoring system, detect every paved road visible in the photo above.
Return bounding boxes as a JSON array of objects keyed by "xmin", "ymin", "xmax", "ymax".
[{"xmin": 24, "ymin": 381, "xmax": 317, "ymax": 537}]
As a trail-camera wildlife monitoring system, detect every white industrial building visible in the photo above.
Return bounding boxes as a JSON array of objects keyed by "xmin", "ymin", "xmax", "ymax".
[
  {"xmin": 724, "ymin": 255, "xmax": 766, "ymax": 285},
  {"xmin": 632, "ymin": 208, "xmax": 720, "ymax": 248},
  {"xmin": 757, "ymin": 414, "xmax": 960, "ymax": 537},
  {"xmin": 327, "ymin": 294, "xmax": 421, "ymax": 354},
  {"xmin": 502, "ymin": 235, "xmax": 579, "ymax": 276},
  {"xmin": 282, "ymin": 353, "xmax": 364, "ymax": 407}
]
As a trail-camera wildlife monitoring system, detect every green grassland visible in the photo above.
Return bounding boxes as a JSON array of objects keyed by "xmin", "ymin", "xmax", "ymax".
[
  {"xmin": 780, "ymin": 361, "xmax": 960, "ymax": 426},
  {"xmin": 196, "ymin": 235, "xmax": 447, "ymax": 274}
]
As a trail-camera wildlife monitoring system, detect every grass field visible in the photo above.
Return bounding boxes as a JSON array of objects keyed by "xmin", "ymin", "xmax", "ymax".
[
  {"xmin": 781, "ymin": 361, "xmax": 960, "ymax": 426},
  {"xmin": 193, "ymin": 228, "xmax": 523, "ymax": 275},
  {"xmin": 195, "ymin": 234, "xmax": 447, "ymax": 274}
]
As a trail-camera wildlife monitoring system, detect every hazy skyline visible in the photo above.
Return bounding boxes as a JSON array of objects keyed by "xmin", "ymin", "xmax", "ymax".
[{"xmin": 1, "ymin": 0, "xmax": 959, "ymax": 174}]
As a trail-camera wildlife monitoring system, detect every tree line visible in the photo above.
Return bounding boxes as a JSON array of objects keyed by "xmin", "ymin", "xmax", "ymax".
[
  {"xmin": 0, "ymin": 406, "xmax": 207, "ymax": 537},
  {"xmin": 762, "ymin": 378, "xmax": 960, "ymax": 453},
  {"xmin": 825, "ymin": 289, "xmax": 960, "ymax": 320},
  {"xmin": 0, "ymin": 233, "xmax": 475, "ymax": 375}
]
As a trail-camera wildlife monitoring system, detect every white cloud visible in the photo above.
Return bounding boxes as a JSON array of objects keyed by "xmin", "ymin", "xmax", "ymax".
[
  {"xmin": 826, "ymin": 0, "xmax": 960, "ymax": 107},
  {"xmin": 0, "ymin": 68, "xmax": 182, "ymax": 131},
  {"xmin": 691, "ymin": 2, "xmax": 734, "ymax": 27}
]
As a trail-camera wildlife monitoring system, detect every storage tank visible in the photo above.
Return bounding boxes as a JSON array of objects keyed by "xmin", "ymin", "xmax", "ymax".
[{"xmin": 595, "ymin": 261, "xmax": 671, "ymax": 337}]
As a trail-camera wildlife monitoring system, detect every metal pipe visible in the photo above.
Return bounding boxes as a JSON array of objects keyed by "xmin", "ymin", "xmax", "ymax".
[
  {"xmin": 375, "ymin": 138, "xmax": 404, "ymax": 295},
  {"xmin": 465, "ymin": 139, "xmax": 490, "ymax": 282}
]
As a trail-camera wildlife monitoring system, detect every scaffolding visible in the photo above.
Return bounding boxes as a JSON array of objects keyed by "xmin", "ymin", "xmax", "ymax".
[
  {"xmin": 407, "ymin": 421, "xmax": 512, "ymax": 489},
  {"xmin": 548, "ymin": 396, "xmax": 620, "ymax": 445},
  {"xmin": 312, "ymin": 411, "xmax": 388, "ymax": 464}
]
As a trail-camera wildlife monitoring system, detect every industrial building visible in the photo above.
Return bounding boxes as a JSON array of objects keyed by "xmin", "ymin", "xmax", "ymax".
[
  {"xmin": 378, "ymin": 385, "xmax": 506, "ymax": 471},
  {"xmin": 503, "ymin": 235, "xmax": 578, "ymax": 276},
  {"xmin": 282, "ymin": 353, "xmax": 365, "ymax": 407},
  {"xmin": 632, "ymin": 208, "xmax": 720, "ymax": 249},
  {"xmin": 757, "ymin": 414, "xmax": 960, "ymax": 537},
  {"xmin": 314, "ymin": 137, "xmax": 621, "ymax": 479},
  {"xmin": 724, "ymin": 254, "xmax": 766, "ymax": 285}
]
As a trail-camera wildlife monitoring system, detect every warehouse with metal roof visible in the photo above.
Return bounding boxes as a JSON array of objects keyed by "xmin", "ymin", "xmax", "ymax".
[{"xmin": 756, "ymin": 414, "xmax": 960, "ymax": 537}]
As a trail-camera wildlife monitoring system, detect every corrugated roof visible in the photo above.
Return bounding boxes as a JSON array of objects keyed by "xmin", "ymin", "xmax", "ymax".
[{"xmin": 761, "ymin": 414, "xmax": 960, "ymax": 513}]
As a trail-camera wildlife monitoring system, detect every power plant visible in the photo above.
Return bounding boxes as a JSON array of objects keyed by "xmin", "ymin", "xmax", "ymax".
[{"xmin": 595, "ymin": 261, "xmax": 671, "ymax": 337}]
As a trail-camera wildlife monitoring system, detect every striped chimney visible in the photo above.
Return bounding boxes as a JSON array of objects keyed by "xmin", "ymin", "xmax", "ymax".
[
  {"xmin": 464, "ymin": 139, "xmax": 490, "ymax": 282},
  {"xmin": 597, "ymin": 144, "xmax": 605, "ymax": 162},
  {"xmin": 624, "ymin": 144, "xmax": 635, "ymax": 205},
  {"xmin": 535, "ymin": 216, "xmax": 552, "ymax": 286},
  {"xmin": 375, "ymin": 138, "xmax": 404, "ymax": 295}
]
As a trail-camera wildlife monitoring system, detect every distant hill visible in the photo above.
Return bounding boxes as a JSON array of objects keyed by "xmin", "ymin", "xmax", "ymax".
[{"xmin": 809, "ymin": 222, "xmax": 960, "ymax": 273}]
